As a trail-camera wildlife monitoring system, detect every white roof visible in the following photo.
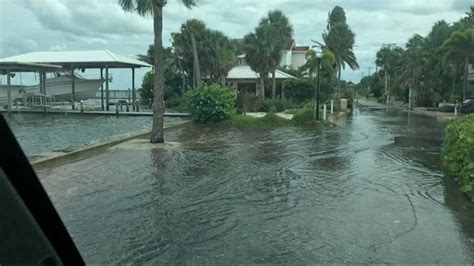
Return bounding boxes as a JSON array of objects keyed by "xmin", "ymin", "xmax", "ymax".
[
  {"xmin": 0, "ymin": 50, "xmax": 150, "ymax": 68},
  {"xmin": 227, "ymin": 65, "xmax": 295, "ymax": 80}
]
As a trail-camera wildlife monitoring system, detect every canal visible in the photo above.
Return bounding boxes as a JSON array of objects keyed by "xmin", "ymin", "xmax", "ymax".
[
  {"xmin": 4, "ymin": 113, "xmax": 187, "ymax": 156},
  {"xmin": 36, "ymin": 103, "xmax": 474, "ymax": 264}
]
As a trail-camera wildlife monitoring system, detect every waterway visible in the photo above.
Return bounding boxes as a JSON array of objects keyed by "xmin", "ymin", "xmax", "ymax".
[
  {"xmin": 4, "ymin": 113, "xmax": 187, "ymax": 156},
  {"xmin": 37, "ymin": 103, "xmax": 474, "ymax": 264}
]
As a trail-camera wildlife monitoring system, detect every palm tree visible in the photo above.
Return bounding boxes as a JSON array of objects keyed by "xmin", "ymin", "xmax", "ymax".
[
  {"xmin": 244, "ymin": 25, "xmax": 274, "ymax": 99},
  {"xmin": 440, "ymin": 28, "xmax": 474, "ymax": 101},
  {"xmin": 119, "ymin": 0, "xmax": 196, "ymax": 143},
  {"xmin": 303, "ymin": 48, "xmax": 336, "ymax": 80},
  {"xmin": 322, "ymin": 21, "xmax": 359, "ymax": 97},
  {"xmin": 259, "ymin": 10, "xmax": 293, "ymax": 99}
]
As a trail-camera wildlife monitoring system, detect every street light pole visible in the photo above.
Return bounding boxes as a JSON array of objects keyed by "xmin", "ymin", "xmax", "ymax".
[
  {"xmin": 311, "ymin": 45, "xmax": 323, "ymax": 121},
  {"xmin": 316, "ymin": 57, "xmax": 321, "ymax": 121}
]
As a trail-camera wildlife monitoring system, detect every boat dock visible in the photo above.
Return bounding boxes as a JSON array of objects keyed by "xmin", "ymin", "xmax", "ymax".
[{"xmin": 0, "ymin": 108, "xmax": 189, "ymax": 117}]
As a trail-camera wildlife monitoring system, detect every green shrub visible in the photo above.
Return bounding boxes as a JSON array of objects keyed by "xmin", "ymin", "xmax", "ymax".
[
  {"xmin": 236, "ymin": 93, "xmax": 261, "ymax": 113},
  {"xmin": 443, "ymin": 114, "xmax": 474, "ymax": 201},
  {"xmin": 283, "ymin": 79, "xmax": 315, "ymax": 104},
  {"xmin": 186, "ymin": 83, "xmax": 236, "ymax": 123},
  {"xmin": 217, "ymin": 113, "xmax": 290, "ymax": 128},
  {"xmin": 291, "ymin": 107, "xmax": 333, "ymax": 127},
  {"xmin": 258, "ymin": 99, "xmax": 291, "ymax": 112},
  {"xmin": 439, "ymin": 105, "xmax": 455, "ymax": 113}
]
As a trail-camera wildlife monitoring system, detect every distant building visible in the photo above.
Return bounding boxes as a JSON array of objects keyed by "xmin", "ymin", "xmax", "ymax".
[{"xmin": 279, "ymin": 39, "xmax": 309, "ymax": 70}]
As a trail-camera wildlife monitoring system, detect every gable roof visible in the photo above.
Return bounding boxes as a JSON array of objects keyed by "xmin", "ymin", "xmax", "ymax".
[{"xmin": 0, "ymin": 50, "xmax": 151, "ymax": 69}]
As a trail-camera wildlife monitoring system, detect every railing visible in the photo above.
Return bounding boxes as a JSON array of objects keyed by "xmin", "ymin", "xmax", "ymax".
[{"xmin": 23, "ymin": 93, "xmax": 53, "ymax": 109}]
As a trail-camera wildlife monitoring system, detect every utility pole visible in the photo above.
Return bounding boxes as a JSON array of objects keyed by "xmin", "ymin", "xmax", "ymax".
[{"xmin": 366, "ymin": 67, "xmax": 372, "ymax": 76}]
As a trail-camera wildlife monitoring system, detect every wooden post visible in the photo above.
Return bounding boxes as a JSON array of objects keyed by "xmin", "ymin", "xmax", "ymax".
[
  {"xmin": 71, "ymin": 66, "xmax": 75, "ymax": 110},
  {"xmin": 132, "ymin": 68, "xmax": 136, "ymax": 111},
  {"xmin": 281, "ymin": 82, "xmax": 285, "ymax": 100},
  {"xmin": 105, "ymin": 66, "xmax": 109, "ymax": 111},
  {"xmin": 100, "ymin": 68, "xmax": 104, "ymax": 111},
  {"xmin": 7, "ymin": 69, "xmax": 11, "ymax": 113}
]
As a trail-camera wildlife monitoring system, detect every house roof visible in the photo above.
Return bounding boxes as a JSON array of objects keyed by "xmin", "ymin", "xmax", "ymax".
[
  {"xmin": 0, "ymin": 50, "xmax": 151, "ymax": 69},
  {"xmin": 227, "ymin": 65, "xmax": 295, "ymax": 80}
]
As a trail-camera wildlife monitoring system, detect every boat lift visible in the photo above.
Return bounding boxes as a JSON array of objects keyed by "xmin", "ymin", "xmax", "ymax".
[
  {"xmin": 0, "ymin": 62, "xmax": 62, "ymax": 113},
  {"xmin": 0, "ymin": 50, "xmax": 151, "ymax": 112}
]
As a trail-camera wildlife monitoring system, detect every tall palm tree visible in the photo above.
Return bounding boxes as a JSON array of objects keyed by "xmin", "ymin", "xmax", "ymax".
[
  {"xmin": 322, "ymin": 22, "xmax": 359, "ymax": 97},
  {"xmin": 440, "ymin": 28, "xmax": 474, "ymax": 101},
  {"xmin": 244, "ymin": 25, "xmax": 274, "ymax": 99},
  {"xmin": 119, "ymin": 0, "xmax": 196, "ymax": 143},
  {"xmin": 259, "ymin": 10, "xmax": 293, "ymax": 99}
]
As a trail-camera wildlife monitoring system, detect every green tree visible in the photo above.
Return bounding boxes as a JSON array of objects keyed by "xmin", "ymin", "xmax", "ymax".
[
  {"xmin": 244, "ymin": 25, "xmax": 274, "ymax": 99},
  {"xmin": 119, "ymin": 0, "xmax": 196, "ymax": 143},
  {"xmin": 259, "ymin": 10, "xmax": 293, "ymax": 99},
  {"xmin": 322, "ymin": 6, "xmax": 359, "ymax": 97},
  {"xmin": 440, "ymin": 28, "xmax": 474, "ymax": 101}
]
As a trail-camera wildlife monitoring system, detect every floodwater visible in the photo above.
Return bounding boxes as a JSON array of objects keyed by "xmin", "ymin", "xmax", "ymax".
[
  {"xmin": 37, "ymin": 102, "xmax": 474, "ymax": 264},
  {"xmin": 3, "ymin": 113, "xmax": 187, "ymax": 156}
]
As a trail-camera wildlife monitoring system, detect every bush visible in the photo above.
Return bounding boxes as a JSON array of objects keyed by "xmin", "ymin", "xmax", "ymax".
[
  {"xmin": 283, "ymin": 79, "xmax": 315, "ymax": 104},
  {"xmin": 443, "ymin": 114, "xmax": 474, "ymax": 201},
  {"xmin": 291, "ymin": 107, "xmax": 333, "ymax": 127},
  {"xmin": 217, "ymin": 113, "xmax": 291, "ymax": 128},
  {"xmin": 236, "ymin": 93, "xmax": 261, "ymax": 113},
  {"xmin": 439, "ymin": 105, "xmax": 455, "ymax": 113},
  {"xmin": 186, "ymin": 83, "xmax": 236, "ymax": 123},
  {"xmin": 258, "ymin": 99, "xmax": 291, "ymax": 112}
]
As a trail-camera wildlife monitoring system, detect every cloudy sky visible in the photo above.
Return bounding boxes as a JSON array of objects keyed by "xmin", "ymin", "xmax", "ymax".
[{"xmin": 0, "ymin": 0, "xmax": 471, "ymax": 89}]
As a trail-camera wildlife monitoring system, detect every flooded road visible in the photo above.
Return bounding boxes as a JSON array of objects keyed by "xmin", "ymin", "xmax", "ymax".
[{"xmin": 38, "ymin": 103, "xmax": 474, "ymax": 264}]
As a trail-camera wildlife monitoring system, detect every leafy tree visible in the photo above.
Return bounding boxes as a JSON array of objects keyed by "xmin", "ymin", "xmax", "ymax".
[
  {"xmin": 119, "ymin": 0, "xmax": 196, "ymax": 143},
  {"xmin": 172, "ymin": 19, "xmax": 236, "ymax": 87},
  {"xmin": 259, "ymin": 10, "xmax": 293, "ymax": 99},
  {"xmin": 440, "ymin": 28, "xmax": 474, "ymax": 101},
  {"xmin": 322, "ymin": 6, "xmax": 359, "ymax": 96},
  {"xmin": 244, "ymin": 25, "xmax": 274, "ymax": 99}
]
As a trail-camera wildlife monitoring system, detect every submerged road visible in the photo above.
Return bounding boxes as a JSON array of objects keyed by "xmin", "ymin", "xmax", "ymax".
[{"xmin": 38, "ymin": 101, "xmax": 474, "ymax": 264}]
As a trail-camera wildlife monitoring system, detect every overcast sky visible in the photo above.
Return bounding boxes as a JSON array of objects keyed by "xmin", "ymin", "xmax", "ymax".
[{"xmin": 0, "ymin": 0, "xmax": 471, "ymax": 89}]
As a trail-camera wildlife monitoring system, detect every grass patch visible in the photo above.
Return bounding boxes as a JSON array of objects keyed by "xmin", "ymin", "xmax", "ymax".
[{"xmin": 217, "ymin": 113, "xmax": 291, "ymax": 128}]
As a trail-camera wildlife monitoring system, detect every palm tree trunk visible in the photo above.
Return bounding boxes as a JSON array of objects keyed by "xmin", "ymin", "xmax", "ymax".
[
  {"xmin": 271, "ymin": 70, "xmax": 276, "ymax": 99},
  {"xmin": 260, "ymin": 76, "xmax": 265, "ymax": 100},
  {"xmin": 150, "ymin": 5, "xmax": 165, "ymax": 143},
  {"xmin": 463, "ymin": 58, "xmax": 468, "ymax": 101}
]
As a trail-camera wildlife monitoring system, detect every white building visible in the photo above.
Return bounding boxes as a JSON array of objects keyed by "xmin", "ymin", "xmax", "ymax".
[{"xmin": 279, "ymin": 39, "xmax": 310, "ymax": 70}]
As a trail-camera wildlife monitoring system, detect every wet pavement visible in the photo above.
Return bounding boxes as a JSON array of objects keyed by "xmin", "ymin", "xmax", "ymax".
[{"xmin": 37, "ymin": 102, "xmax": 474, "ymax": 264}]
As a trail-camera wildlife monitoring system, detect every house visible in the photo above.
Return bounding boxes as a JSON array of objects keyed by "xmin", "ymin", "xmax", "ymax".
[
  {"xmin": 279, "ymin": 39, "xmax": 310, "ymax": 70},
  {"xmin": 226, "ymin": 65, "xmax": 295, "ymax": 98}
]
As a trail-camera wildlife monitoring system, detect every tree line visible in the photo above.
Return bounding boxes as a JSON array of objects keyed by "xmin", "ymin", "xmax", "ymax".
[{"xmin": 358, "ymin": 7, "xmax": 474, "ymax": 107}]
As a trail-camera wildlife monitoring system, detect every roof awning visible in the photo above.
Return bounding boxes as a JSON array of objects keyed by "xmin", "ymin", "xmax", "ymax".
[
  {"xmin": 0, "ymin": 50, "xmax": 151, "ymax": 69},
  {"xmin": 0, "ymin": 62, "xmax": 62, "ymax": 73}
]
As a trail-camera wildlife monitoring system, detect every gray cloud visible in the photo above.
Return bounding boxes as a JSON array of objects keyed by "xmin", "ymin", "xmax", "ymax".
[{"xmin": 0, "ymin": 0, "xmax": 471, "ymax": 87}]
